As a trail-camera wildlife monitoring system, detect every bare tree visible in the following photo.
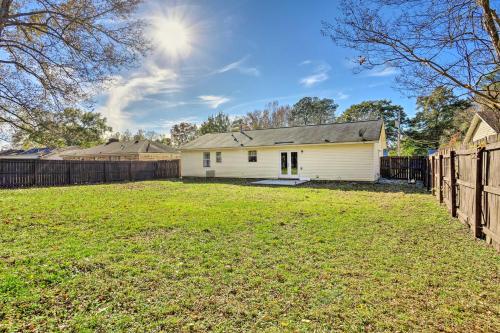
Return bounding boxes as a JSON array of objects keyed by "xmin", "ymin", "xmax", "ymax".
[
  {"xmin": 322, "ymin": 0, "xmax": 500, "ymax": 111},
  {"xmin": 244, "ymin": 101, "xmax": 293, "ymax": 129},
  {"xmin": 170, "ymin": 122, "xmax": 198, "ymax": 147},
  {"xmin": 0, "ymin": 0, "xmax": 147, "ymax": 136},
  {"xmin": 268, "ymin": 101, "xmax": 293, "ymax": 128}
]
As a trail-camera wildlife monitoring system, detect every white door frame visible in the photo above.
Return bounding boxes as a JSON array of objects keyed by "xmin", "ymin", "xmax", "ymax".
[{"xmin": 279, "ymin": 151, "xmax": 299, "ymax": 179}]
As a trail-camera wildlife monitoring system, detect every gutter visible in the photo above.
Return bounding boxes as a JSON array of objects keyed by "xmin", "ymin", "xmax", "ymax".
[{"xmin": 180, "ymin": 140, "xmax": 379, "ymax": 151}]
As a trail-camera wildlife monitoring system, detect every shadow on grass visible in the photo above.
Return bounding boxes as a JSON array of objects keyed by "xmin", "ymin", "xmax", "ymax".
[{"xmin": 178, "ymin": 177, "xmax": 430, "ymax": 194}]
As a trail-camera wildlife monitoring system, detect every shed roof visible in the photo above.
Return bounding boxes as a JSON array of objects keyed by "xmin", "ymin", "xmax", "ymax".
[
  {"xmin": 181, "ymin": 120, "xmax": 384, "ymax": 150},
  {"xmin": 62, "ymin": 140, "xmax": 179, "ymax": 157}
]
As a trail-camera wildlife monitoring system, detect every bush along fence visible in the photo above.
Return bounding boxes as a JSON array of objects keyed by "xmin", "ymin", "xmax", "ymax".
[
  {"xmin": 429, "ymin": 134, "xmax": 500, "ymax": 250},
  {"xmin": 0, "ymin": 159, "xmax": 180, "ymax": 189}
]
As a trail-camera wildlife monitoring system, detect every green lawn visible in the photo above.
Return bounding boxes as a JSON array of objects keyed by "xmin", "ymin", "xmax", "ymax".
[{"xmin": 0, "ymin": 180, "xmax": 499, "ymax": 332}]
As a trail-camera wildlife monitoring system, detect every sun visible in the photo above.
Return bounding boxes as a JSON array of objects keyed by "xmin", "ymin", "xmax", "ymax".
[{"xmin": 150, "ymin": 15, "xmax": 193, "ymax": 59}]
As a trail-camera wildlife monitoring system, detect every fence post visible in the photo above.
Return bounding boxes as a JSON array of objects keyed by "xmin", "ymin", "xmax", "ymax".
[
  {"xmin": 389, "ymin": 157, "xmax": 392, "ymax": 178},
  {"xmin": 427, "ymin": 157, "xmax": 431, "ymax": 191},
  {"xmin": 103, "ymin": 162, "xmax": 107, "ymax": 183},
  {"xmin": 438, "ymin": 153, "xmax": 443, "ymax": 203},
  {"xmin": 425, "ymin": 158, "xmax": 429, "ymax": 191},
  {"xmin": 449, "ymin": 150, "xmax": 457, "ymax": 217},
  {"xmin": 67, "ymin": 161, "xmax": 71, "ymax": 185},
  {"xmin": 473, "ymin": 147, "xmax": 484, "ymax": 238},
  {"xmin": 430, "ymin": 156, "xmax": 435, "ymax": 195},
  {"xmin": 33, "ymin": 159, "xmax": 39, "ymax": 186}
]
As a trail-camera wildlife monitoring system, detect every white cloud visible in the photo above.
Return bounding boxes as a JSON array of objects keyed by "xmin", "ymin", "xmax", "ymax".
[
  {"xmin": 135, "ymin": 116, "xmax": 202, "ymax": 134},
  {"xmin": 198, "ymin": 95, "xmax": 230, "ymax": 108},
  {"xmin": 96, "ymin": 63, "xmax": 180, "ymax": 131},
  {"xmin": 336, "ymin": 91, "xmax": 350, "ymax": 100},
  {"xmin": 215, "ymin": 56, "xmax": 260, "ymax": 76},
  {"xmin": 299, "ymin": 61, "xmax": 331, "ymax": 87},
  {"xmin": 159, "ymin": 117, "xmax": 201, "ymax": 129},
  {"xmin": 300, "ymin": 73, "xmax": 329, "ymax": 87},
  {"xmin": 366, "ymin": 66, "xmax": 398, "ymax": 77}
]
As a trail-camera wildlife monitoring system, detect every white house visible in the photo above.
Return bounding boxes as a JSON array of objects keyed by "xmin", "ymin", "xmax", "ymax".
[
  {"xmin": 180, "ymin": 120, "xmax": 386, "ymax": 181},
  {"xmin": 463, "ymin": 111, "xmax": 500, "ymax": 144}
]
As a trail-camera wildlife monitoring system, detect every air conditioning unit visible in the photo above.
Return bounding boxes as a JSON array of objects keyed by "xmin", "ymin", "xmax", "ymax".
[{"xmin": 205, "ymin": 170, "xmax": 215, "ymax": 178}]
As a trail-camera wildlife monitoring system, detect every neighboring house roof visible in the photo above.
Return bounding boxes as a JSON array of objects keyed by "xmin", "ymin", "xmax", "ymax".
[
  {"xmin": 61, "ymin": 140, "xmax": 179, "ymax": 157},
  {"xmin": 42, "ymin": 146, "xmax": 83, "ymax": 160},
  {"xmin": 181, "ymin": 120, "xmax": 384, "ymax": 150},
  {"xmin": 464, "ymin": 110, "xmax": 500, "ymax": 143},
  {"xmin": 0, "ymin": 149, "xmax": 24, "ymax": 156},
  {"xmin": 0, "ymin": 148, "xmax": 53, "ymax": 159}
]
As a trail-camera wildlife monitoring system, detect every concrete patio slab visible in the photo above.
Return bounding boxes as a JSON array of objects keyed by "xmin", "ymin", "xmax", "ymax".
[{"xmin": 251, "ymin": 179, "xmax": 309, "ymax": 186}]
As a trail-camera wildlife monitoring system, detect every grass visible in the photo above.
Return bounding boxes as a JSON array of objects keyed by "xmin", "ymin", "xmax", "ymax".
[{"xmin": 0, "ymin": 180, "xmax": 499, "ymax": 332}]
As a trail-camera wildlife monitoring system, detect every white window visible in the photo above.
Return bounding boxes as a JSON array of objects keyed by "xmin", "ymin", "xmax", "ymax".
[
  {"xmin": 203, "ymin": 152, "xmax": 210, "ymax": 167},
  {"xmin": 216, "ymin": 152, "xmax": 222, "ymax": 163},
  {"xmin": 248, "ymin": 150, "xmax": 257, "ymax": 162}
]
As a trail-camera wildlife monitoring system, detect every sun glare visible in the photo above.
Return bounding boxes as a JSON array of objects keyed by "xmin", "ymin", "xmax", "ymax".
[{"xmin": 151, "ymin": 16, "xmax": 192, "ymax": 59}]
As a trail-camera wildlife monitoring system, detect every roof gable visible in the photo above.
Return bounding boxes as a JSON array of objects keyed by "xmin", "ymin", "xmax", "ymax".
[
  {"xmin": 477, "ymin": 110, "xmax": 500, "ymax": 133},
  {"xmin": 464, "ymin": 111, "xmax": 500, "ymax": 143},
  {"xmin": 182, "ymin": 120, "xmax": 384, "ymax": 150}
]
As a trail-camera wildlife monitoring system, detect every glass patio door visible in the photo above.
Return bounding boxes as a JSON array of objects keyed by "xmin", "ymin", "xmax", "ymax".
[{"xmin": 280, "ymin": 151, "xmax": 299, "ymax": 178}]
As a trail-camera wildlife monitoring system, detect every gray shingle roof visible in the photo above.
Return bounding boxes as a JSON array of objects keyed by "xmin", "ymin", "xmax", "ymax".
[
  {"xmin": 181, "ymin": 120, "xmax": 383, "ymax": 150},
  {"xmin": 62, "ymin": 140, "xmax": 179, "ymax": 157}
]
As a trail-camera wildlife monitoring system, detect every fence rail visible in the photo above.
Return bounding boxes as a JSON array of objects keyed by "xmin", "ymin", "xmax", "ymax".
[
  {"xmin": 429, "ymin": 135, "xmax": 500, "ymax": 250},
  {"xmin": 0, "ymin": 159, "xmax": 180, "ymax": 189}
]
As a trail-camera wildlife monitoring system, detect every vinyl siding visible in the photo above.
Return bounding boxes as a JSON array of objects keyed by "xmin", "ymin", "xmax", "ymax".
[
  {"xmin": 472, "ymin": 120, "xmax": 497, "ymax": 142},
  {"xmin": 181, "ymin": 142, "xmax": 378, "ymax": 181}
]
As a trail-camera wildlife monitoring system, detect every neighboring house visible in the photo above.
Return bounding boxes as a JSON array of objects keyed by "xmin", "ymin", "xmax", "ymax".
[
  {"xmin": 0, "ymin": 148, "xmax": 53, "ymax": 159},
  {"xmin": 0, "ymin": 147, "xmax": 85, "ymax": 160},
  {"xmin": 181, "ymin": 120, "xmax": 386, "ymax": 181},
  {"xmin": 42, "ymin": 147, "xmax": 83, "ymax": 160},
  {"xmin": 0, "ymin": 149, "xmax": 24, "ymax": 158},
  {"xmin": 61, "ymin": 139, "xmax": 180, "ymax": 161},
  {"xmin": 464, "ymin": 110, "xmax": 500, "ymax": 144}
]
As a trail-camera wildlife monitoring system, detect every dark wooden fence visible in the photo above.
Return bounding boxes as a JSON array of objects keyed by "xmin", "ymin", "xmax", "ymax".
[
  {"xmin": 380, "ymin": 156, "xmax": 428, "ymax": 185},
  {"xmin": 429, "ymin": 135, "xmax": 500, "ymax": 250},
  {"xmin": 0, "ymin": 159, "xmax": 180, "ymax": 189}
]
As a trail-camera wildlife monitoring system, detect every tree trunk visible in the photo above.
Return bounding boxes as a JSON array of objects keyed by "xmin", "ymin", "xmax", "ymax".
[{"xmin": 478, "ymin": 0, "xmax": 500, "ymax": 62}]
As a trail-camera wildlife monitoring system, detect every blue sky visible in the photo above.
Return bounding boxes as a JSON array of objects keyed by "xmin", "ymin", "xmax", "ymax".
[{"xmin": 95, "ymin": 0, "xmax": 417, "ymax": 134}]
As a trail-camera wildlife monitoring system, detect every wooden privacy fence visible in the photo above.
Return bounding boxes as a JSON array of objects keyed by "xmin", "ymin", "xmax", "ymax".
[
  {"xmin": 0, "ymin": 159, "xmax": 180, "ymax": 189},
  {"xmin": 429, "ymin": 135, "xmax": 500, "ymax": 250},
  {"xmin": 380, "ymin": 156, "xmax": 429, "ymax": 185}
]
